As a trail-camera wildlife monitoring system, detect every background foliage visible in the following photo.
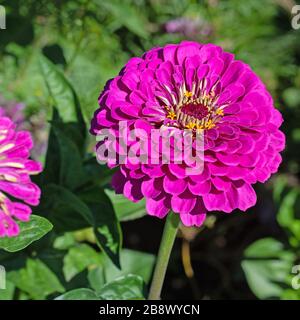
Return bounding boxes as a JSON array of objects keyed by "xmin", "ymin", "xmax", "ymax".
[{"xmin": 0, "ymin": 0, "xmax": 299, "ymax": 300}]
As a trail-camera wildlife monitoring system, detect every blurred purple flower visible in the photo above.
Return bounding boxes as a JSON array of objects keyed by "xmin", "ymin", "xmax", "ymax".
[
  {"xmin": 0, "ymin": 96, "xmax": 48, "ymax": 159},
  {"xmin": 0, "ymin": 97, "xmax": 26, "ymax": 128},
  {"xmin": 164, "ymin": 17, "xmax": 212, "ymax": 39}
]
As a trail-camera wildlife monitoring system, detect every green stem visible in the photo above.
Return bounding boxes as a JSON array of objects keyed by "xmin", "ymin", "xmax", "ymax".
[{"xmin": 148, "ymin": 212, "xmax": 180, "ymax": 300}]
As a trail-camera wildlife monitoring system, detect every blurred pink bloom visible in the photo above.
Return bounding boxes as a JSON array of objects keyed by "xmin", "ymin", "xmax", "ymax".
[
  {"xmin": 0, "ymin": 96, "xmax": 48, "ymax": 159},
  {"xmin": 90, "ymin": 41, "xmax": 285, "ymax": 227},
  {"xmin": 165, "ymin": 18, "xmax": 212, "ymax": 39}
]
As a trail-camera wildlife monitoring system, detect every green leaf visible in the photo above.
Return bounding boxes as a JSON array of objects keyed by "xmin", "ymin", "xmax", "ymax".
[
  {"xmin": 8, "ymin": 259, "xmax": 65, "ymax": 300},
  {"xmin": 41, "ymin": 184, "xmax": 122, "ymax": 268},
  {"xmin": 53, "ymin": 233, "xmax": 76, "ymax": 250},
  {"xmin": 282, "ymin": 87, "xmax": 300, "ymax": 109},
  {"xmin": 242, "ymin": 238, "xmax": 295, "ymax": 299},
  {"xmin": 83, "ymin": 159, "xmax": 115, "ymax": 187},
  {"xmin": 102, "ymin": 249, "xmax": 155, "ymax": 284},
  {"xmin": 277, "ymin": 189, "xmax": 300, "ymax": 246},
  {"xmin": 105, "ymin": 189, "xmax": 146, "ymax": 221},
  {"xmin": 99, "ymin": 1, "xmax": 149, "ymax": 39},
  {"xmin": 97, "ymin": 274, "xmax": 145, "ymax": 300},
  {"xmin": 0, "ymin": 215, "xmax": 53, "ymax": 253},
  {"xmin": 244, "ymin": 238, "xmax": 286, "ymax": 258},
  {"xmin": 39, "ymin": 55, "xmax": 86, "ymax": 134},
  {"xmin": 40, "ymin": 184, "xmax": 94, "ymax": 231},
  {"xmin": 277, "ymin": 189, "xmax": 298, "ymax": 229},
  {"xmin": 52, "ymin": 124, "xmax": 87, "ymax": 189},
  {"xmin": 281, "ymin": 288, "xmax": 300, "ymax": 300},
  {"xmin": 63, "ymin": 244, "xmax": 102, "ymax": 281},
  {"xmin": 40, "ymin": 108, "xmax": 87, "ymax": 188},
  {"xmin": 88, "ymin": 267, "xmax": 106, "ymax": 293},
  {"xmin": 0, "ymin": 280, "xmax": 15, "ymax": 300},
  {"xmin": 272, "ymin": 175, "xmax": 288, "ymax": 204},
  {"xmin": 80, "ymin": 187, "xmax": 122, "ymax": 268},
  {"xmin": 40, "ymin": 109, "xmax": 61, "ymax": 185},
  {"xmin": 55, "ymin": 288, "xmax": 99, "ymax": 300},
  {"xmin": 57, "ymin": 275, "xmax": 145, "ymax": 300}
]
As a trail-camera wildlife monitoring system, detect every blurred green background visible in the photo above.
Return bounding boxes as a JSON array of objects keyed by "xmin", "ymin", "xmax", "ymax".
[{"xmin": 0, "ymin": 0, "xmax": 300, "ymax": 300}]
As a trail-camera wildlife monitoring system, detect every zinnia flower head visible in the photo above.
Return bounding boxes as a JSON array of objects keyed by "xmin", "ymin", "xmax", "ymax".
[
  {"xmin": 90, "ymin": 41, "xmax": 285, "ymax": 227},
  {"xmin": 0, "ymin": 108, "xmax": 42, "ymax": 237}
]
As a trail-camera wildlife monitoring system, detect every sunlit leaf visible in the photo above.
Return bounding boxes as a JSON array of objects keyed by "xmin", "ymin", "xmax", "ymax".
[
  {"xmin": 105, "ymin": 189, "xmax": 146, "ymax": 221},
  {"xmin": 0, "ymin": 215, "xmax": 53, "ymax": 253},
  {"xmin": 55, "ymin": 288, "xmax": 99, "ymax": 300},
  {"xmin": 97, "ymin": 274, "xmax": 145, "ymax": 300},
  {"xmin": 39, "ymin": 55, "xmax": 86, "ymax": 135},
  {"xmin": 8, "ymin": 259, "xmax": 65, "ymax": 300},
  {"xmin": 102, "ymin": 249, "xmax": 155, "ymax": 284},
  {"xmin": 242, "ymin": 238, "xmax": 295, "ymax": 299},
  {"xmin": 63, "ymin": 244, "xmax": 102, "ymax": 281}
]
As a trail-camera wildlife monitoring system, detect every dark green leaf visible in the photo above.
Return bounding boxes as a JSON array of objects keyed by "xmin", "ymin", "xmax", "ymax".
[
  {"xmin": 40, "ymin": 184, "xmax": 122, "ymax": 268},
  {"xmin": 40, "ymin": 184, "xmax": 94, "ymax": 231},
  {"xmin": 52, "ymin": 124, "xmax": 86, "ymax": 189},
  {"xmin": 83, "ymin": 158, "xmax": 115, "ymax": 188},
  {"xmin": 80, "ymin": 187, "xmax": 122, "ymax": 268}
]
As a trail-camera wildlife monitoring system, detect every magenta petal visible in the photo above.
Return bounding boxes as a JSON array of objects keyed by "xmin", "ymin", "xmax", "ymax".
[
  {"xmin": 111, "ymin": 170, "xmax": 126, "ymax": 194},
  {"xmin": 211, "ymin": 176, "xmax": 231, "ymax": 191},
  {"xmin": 123, "ymin": 179, "xmax": 143, "ymax": 202},
  {"xmin": 180, "ymin": 212, "xmax": 206, "ymax": 227},
  {"xmin": 188, "ymin": 180, "xmax": 211, "ymax": 195},
  {"xmin": 203, "ymin": 190, "xmax": 230, "ymax": 212},
  {"xmin": 141, "ymin": 178, "xmax": 162, "ymax": 198},
  {"xmin": 208, "ymin": 162, "xmax": 228, "ymax": 176},
  {"xmin": 146, "ymin": 194, "xmax": 170, "ymax": 218},
  {"xmin": 233, "ymin": 182, "xmax": 257, "ymax": 211},
  {"xmin": 171, "ymin": 190, "xmax": 197, "ymax": 214},
  {"xmin": 163, "ymin": 174, "xmax": 187, "ymax": 195},
  {"xmin": 180, "ymin": 198, "xmax": 206, "ymax": 227},
  {"xmin": 13, "ymin": 203, "xmax": 32, "ymax": 221},
  {"xmin": 0, "ymin": 213, "xmax": 20, "ymax": 237},
  {"xmin": 163, "ymin": 44, "xmax": 177, "ymax": 63}
]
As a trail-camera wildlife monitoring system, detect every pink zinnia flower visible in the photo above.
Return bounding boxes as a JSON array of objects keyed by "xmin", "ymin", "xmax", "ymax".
[
  {"xmin": 0, "ymin": 108, "xmax": 42, "ymax": 237},
  {"xmin": 90, "ymin": 41, "xmax": 285, "ymax": 227}
]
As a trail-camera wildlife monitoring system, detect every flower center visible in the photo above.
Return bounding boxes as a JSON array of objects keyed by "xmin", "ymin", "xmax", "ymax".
[
  {"xmin": 181, "ymin": 102, "xmax": 209, "ymax": 120},
  {"xmin": 163, "ymin": 89, "xmax": 225, "ymax": 131}
]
